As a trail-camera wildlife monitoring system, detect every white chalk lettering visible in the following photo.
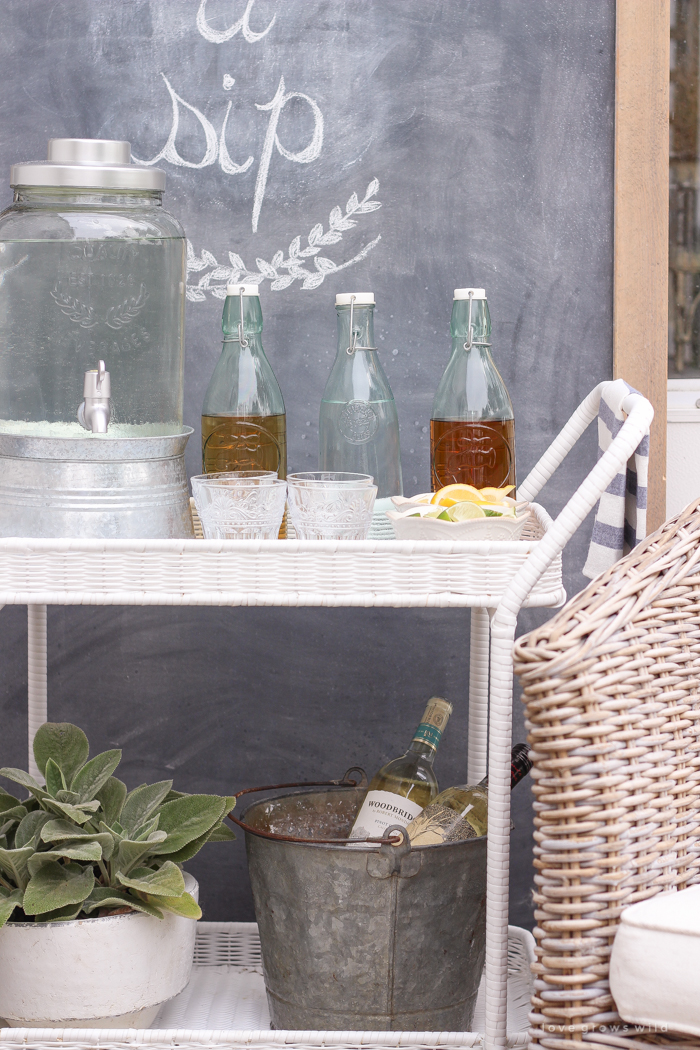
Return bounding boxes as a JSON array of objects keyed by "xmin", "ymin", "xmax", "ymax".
[
  {"xmin": 132, "ymin": 74, "xmax": 218, "ymax": 170},
  {"xmin": 196, "ymin": 0, "xmax": 276, "ymax": 44},
  {"xmin": 253, "ymin": 76, "xmax": 324, "ymax": 232}
]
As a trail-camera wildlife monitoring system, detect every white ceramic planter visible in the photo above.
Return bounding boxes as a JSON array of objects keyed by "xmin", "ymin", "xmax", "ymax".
[{"xmin": 0, "ymin": 872, "xmax": 198, "ymax": 1028}]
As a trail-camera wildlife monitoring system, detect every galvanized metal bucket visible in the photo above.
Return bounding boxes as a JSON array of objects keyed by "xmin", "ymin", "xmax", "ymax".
[
  {"xmin": 0, "ymin": 430, "xmax": 194, "ymax": 539},
  {"xmin": 239, "ymin": 777, "xmax": 487, "ymax": 1032}
]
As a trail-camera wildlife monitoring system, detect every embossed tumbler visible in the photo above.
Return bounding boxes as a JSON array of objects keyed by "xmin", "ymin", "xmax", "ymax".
[{"xmin": 286, "ymin": 471, "xmax": 377, "ymax": 540}]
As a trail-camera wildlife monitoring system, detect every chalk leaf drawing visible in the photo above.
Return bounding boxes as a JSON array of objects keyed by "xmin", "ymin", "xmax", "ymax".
[{"xmin": 186, "ymin": 178, "xmax": 381, "ymax": 299}]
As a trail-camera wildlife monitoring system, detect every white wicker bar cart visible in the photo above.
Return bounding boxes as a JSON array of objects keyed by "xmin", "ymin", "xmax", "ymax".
[{"xmin": 0, "ymin": 382, "xmax": 654, "ymax": 1050}]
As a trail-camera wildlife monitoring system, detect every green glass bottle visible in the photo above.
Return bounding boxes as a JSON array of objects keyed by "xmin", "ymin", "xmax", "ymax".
[
  {"xmin": 430, "ymin": 288, "xmax": 515, "ymax": 492},
  {"xmin": 348, "ymin": 697, "xmax": 453, "ymax": 840},
  {"xmin": 406, "ymin": 743, "xmax": 532, "ymax": 844},
  {"xmin": 202, "ymin": 282, "xmax": 286, "ymax": 481}
]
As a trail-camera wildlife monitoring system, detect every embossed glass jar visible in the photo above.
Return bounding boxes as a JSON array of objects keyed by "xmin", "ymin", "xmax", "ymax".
[
  {"xmin": 0, "ymin": 138, "xmax": 185, "ymax": 436},
  {"xmin": 319, "ymin": 292, "xmax": 402, "ymax": 501}
]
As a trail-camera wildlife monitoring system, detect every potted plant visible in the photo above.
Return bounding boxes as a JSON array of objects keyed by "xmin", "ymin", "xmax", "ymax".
[{"xmin": 0, "ymin": 722, "xmax": 235, "ymax": 1028}]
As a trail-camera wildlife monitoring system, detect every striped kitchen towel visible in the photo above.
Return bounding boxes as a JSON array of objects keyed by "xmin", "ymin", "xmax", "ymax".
[{"xmin": 582, "ymin": 378, "xmax": 649, "ymax": 579}]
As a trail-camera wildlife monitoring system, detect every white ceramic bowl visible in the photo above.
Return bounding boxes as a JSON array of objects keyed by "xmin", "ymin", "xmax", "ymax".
[{"xmin": 386, "ymin": 497, "xmax": 531, "ymax": 541}]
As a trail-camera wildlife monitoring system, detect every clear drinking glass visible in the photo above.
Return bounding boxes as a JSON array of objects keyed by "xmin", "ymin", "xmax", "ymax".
[
  {"xmin": 287, "ymin": 471, "xmax": 377, "ymax": 540},
  {"xmin": 319, "ymin": 293, "xmax": 402, "ymax": 500},
  {"xmin": 191, "ymin": 472, "xmax": 287, "ymax": 539}
]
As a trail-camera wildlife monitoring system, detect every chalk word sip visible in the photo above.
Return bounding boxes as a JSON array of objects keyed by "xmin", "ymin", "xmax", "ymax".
[{"xmin": 133, "ymin": 73, "xmax": 322, "ymax": 233}]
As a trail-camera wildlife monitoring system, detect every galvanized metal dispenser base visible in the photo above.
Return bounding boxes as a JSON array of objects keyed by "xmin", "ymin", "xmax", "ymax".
[{"xmin": 0, "ymin": 429, "xmax": 195, "ymax": 539}]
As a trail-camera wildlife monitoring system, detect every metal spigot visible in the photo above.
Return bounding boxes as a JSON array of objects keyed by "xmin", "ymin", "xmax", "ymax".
[{"xmin": 77, "ymin": 360, "xmax": 111, "ymax": 433}]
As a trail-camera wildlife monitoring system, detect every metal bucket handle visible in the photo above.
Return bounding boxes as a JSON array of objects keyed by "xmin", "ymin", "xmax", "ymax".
[{"xmin": 229, "ymin": 767, "xmax": 406, "ymax": 847}]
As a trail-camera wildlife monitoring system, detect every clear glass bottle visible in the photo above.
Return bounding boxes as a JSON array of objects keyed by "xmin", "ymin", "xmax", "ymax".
[
  {"xmin": 202, "ymin": 283, "xmax": 286, "ymax": 481},
  {"xmin": 0, "ymin": 138, "xmax": 185, "ymax": 436},
  {"xmin": 319, "ymin": 292, "xmax": 403, "ymax": 500},
  {"xmin": 406, "ymin": 743, "xmax": 532, "ymax": 845},
  {"xmin": 430, "ymin": 288, "xmax": 515, "ymax": 491},
  {"xmin": 348, "ymin": 697, "xmax": 452, "ymax": 840}
]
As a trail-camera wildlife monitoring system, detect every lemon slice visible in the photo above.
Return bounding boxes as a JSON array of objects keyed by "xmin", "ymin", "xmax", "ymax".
[
  {"xmin": 431, "ymin": 483, "xmax": 483, "ymax": 507},
  {"xmin": 448, "ymin": 502, "xmax": 487, "ymax": 521},
  {"xmin": 479, "ymin": 486, "xmax": 515, "ymax": 501}
]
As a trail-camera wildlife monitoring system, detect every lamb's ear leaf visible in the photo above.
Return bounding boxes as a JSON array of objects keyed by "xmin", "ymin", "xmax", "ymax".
[
  {"xmin": 40, "ymin": 902, "xmax": 85, "ymax": 922},
  {"xmin": 14, "ymin": 810, "xmax": 52, "ymax": 850},
  {"xmin": 114, "ymin": 831, "xmax": 167, "ymax": 875},
  {"xmin": 0, "ymin": 846, "xmax": 34, "ymax": 890},
  {"xmin": 121, "ymin": 781, "xmax": 172, "ymax": 836},
  {"xmin": 208, "ymin": 821, "xmax": 236, "ymax": 843},
  {"xmin": 148, "ymin": 796, "xmax": 226, "ymax": 855},
  {"xmin": 41, "ymin": 799, "xmax": 96, "ymax": 824},
  {"xmin": 27, "ymin": 841, "xmax": 102, "ymax": 878},
  {"xmin": 0, "ymin": 888, "xmax": 23, "ymax": 928},
  {"xmin": 44, "ymin": 759, "xmax": 66, "ymax": 799},
  {"xmin": 33, "ymin": 723, "xmax": 89, "ymax": 781},
  {"xmin": 95, "ymin": 777, "xmax": 127, "ymax": 827},
  {"xmin": 0, "ymin": 791, "xmax": 21, "ymax": 812},
  {"xmin": 22, "ymin": 860, "xmax": 94, "ymax": 915},
  {"xmin": 71, "ymin": 750, "xmax": 122, "ymax": 802},
  {"xmin": 153, "ymin": 890, "xmax": 201, "ymax": 920},
  {"xmin": 117, "ymin": 860, "xmax": 185, "ymax": 898},
  {"xmin": 0, "ymin": 768, "xmax": 47, "ymax": 802},
  {"xmin": 83, "ymin": 887, "xmax": 163, "ymax": 919}
]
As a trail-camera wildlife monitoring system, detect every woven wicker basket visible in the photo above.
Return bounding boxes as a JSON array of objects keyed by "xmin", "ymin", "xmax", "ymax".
[{"xmin": 513, "ymin": 498, "xmax": 700, "ymax": 1050}]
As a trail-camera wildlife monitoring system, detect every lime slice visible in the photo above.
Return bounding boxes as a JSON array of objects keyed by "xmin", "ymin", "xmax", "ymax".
[
  {"xmin": 480, "ymin": 503, "xmax": 517, "ymax": 518},
  {"xmin": 448, "ymin": 502, "xmax": 487, "ymax": 521}
]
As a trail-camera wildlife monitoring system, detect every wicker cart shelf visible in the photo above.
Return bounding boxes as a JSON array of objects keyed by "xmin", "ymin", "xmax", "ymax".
[
  {"xmin": 0, "ymin": 923, "xmax": 535, "ymax": 1050},
  {"xmin": 0, "ymin": 383, "xmax": 656, "ymax": 1050}
]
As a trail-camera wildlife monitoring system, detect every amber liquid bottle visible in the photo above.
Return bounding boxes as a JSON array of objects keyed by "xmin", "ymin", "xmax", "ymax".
[
  {"xmin": 201, "ymin": 282, "xmax": 287, "ymax": 534},
  {"xmin": 430, "ymin": 288, "xmax": 515, "ymax": 491}
]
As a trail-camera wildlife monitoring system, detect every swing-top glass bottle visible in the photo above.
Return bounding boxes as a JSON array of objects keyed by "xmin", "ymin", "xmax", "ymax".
[
  {"xmin": 319, "ymin": 292, "xmax": 403, "ymax": 500},
  {"xmin": 430, "ymin": 288, "xmax": 515, "ymax": 491},
  {"xmin": 201, "ymin": 282, "xmax": 286, "ymax": 481}
]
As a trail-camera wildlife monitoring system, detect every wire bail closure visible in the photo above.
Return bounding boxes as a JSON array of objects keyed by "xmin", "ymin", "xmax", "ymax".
[
  {"xmin": 237, "ymin": 287, "xmax": 249, "ymax": 348},
  {"xmin": 463, "ymin": 289, "xmax": 491, "ymax": 351},
  {"xmin": 345, "ymin": 294, "xmax": 377, "ymax": 355}
]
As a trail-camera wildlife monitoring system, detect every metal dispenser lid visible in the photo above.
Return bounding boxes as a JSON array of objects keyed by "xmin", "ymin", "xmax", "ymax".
[{"xmin": 10, "ymin": 138, "xmax": 165, "ymax": 191}]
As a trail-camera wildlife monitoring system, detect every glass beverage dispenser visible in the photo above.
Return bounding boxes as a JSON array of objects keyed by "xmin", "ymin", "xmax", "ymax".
[{"xmin": 0, "ymin": 138, "xmax": 193, "ymax": 538}]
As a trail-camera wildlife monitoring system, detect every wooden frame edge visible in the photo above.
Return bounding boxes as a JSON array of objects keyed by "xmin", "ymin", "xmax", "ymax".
[{"xmin": 614, "ymin": 0, "xmax": 670, "ymax": 530}]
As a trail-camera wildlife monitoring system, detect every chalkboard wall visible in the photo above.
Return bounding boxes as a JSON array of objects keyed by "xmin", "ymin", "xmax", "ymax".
[{"xmin": 0, "ymin": 0, "xmax": 615, "ymax": 929}]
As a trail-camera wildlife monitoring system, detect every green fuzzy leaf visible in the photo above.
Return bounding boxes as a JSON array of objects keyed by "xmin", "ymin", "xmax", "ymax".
[
  {"xmin": 114, "ymin": 832, "xmax": 167, "ymax": 875},
  {"xmin": 151, "ymin": 890, "xmax": 201, "ymax": 920},
  {"xmin": 134, "ymin": 815, "xmax": 160, "ymax": 841},
  {"xmin": 208, "ymin": 821, "xmax": 236, "ymax": 843},
  {"xmin": 0, "ymin": 888, "xmax": 23, "ymax": 928},
  {"xmin": 117, "ymin": 860, "xmax": 185, "ymax": 898},
  {"xmin": 121, "ymin": 780, "xmax": 172, "ymax": 836},
  {"xmin": 44, "ymin": 759, "xmax": 66, "ymax": 798},
  {"xmin": 23, "ymin": 860, "xmax": 94, "ymax": 915},
  {"xmin": 55, "ymin": 789, "xmax": 81, "ymax": 804},
  {"xmin": 95, "ymin": 777, "xmax": 127, "ymax": 826},
  {"xmin": 42, "ymin": 799, "xmax": 99, "ymax": 824},
  {"xmin": 149, "ymin": 795, "xmax": 226, "ymax": 856},
  {"xmin": 14, "ymin": 811, "xmax": 52, "ymax": 849},
  {"xmin": 83, "ymin": 887, "xmax": 163, "ymax": 919},
  {"xmin": 0, "ymin": 768, "xmax": 47, "ymax": 802},
  {"xmin": 0, "ymin": 806, "xmax": 28, "ymax": 825},
  {"xmin": 33, "ymin": 723, "xmax": 89, "ymax": 781},
  {"xmin": 0, "ymin": 791, "xmax": 21, "ymax": 813},
  {"xmin": 71, "ymin": 750, "xmax": 122, "ymax": 803},
  {"xmin": 162, "ymin": 789, "xmax": 188, "ymax": 803},
  {"xmin": 0, "ymin": 846, "xmax": 34, "ymax": 890},
  {"xmin": 39, "ymin": 902, "xmax": 85, "ymax": 922},
  {"xmin": 223, "ymin": 796, "xmax": 236, "ymax": 816},
  {"xmin": 27, "ymin": 841, "xmax": 102, "ymax": 877},
  {"xmin": 41, "ymin": 818, "xmax": 91, "ymax": 842}
]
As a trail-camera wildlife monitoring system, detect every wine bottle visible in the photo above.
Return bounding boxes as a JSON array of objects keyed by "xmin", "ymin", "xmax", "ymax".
[
  {"xmin": 406, "ymin": 743, "xmax": 532, "ymax": 845},
  {"xmin": 348, "ymin": 697, "xmax": 452, "ymax": 841},
  {"xmin": 430, "ymin": 288, "xmax": 515, "ymax": 492}
]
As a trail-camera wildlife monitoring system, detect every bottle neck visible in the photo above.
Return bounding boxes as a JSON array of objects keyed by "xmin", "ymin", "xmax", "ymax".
[
  {"xmin": 336, "ymin": 304, "xmax": 375, "ymax": 355},
  {"xmin": 473, "ymin": 744, "xmax": 533, "ymax": 791},
  {"xmin": 451, "ymin": 297, "xmax": 491, "ymax": 346},
  {"xmin": 223, "ymin": 294, "xmax": 264, "ymax": 351},
  {"xmin": 406, "ymin": 697, "xmax": 452, "ymax": 764}
]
